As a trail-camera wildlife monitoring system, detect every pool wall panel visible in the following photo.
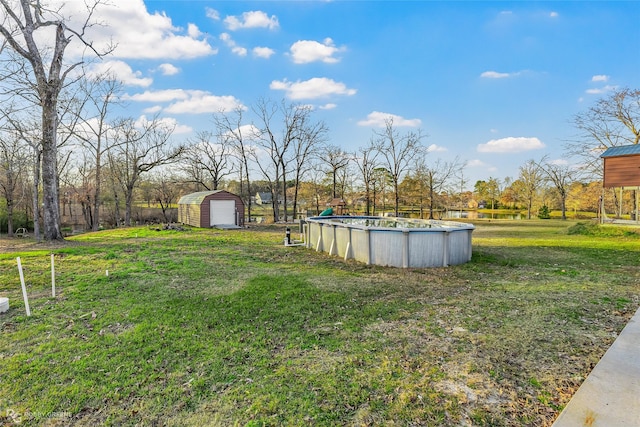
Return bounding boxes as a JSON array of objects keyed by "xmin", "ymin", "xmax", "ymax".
[
  {"xmin": 351, "ymin": 229, "xmax": 370, "ymax": 264},
  {"xmin": 305, "ymin": 217, "xmax": 474, "ymax": 268}
]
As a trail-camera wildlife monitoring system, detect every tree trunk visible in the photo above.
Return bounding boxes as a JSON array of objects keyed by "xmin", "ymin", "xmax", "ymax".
[
  {"xmin": 41, "ymin": 93, "xmax": 63, "ymax": 240},
  {"xmin": 394, "ymin": 182, "xmax": 400, "ymax": 217},
  {"xmin": 93, "ymin": 153, "xmax": 101, "ymax": 231},
  {"xmin": 292, "ymin": 180, "xmax": 299, "ymax": 222},
  {"xmin": 281, "ymin": 166, "xmax": 288, "ymax": 222},
  {"xmin": 245, "ymin": 173, "xmax": 251, "ymax": 224},
  {"xmin": 7, "ymin": 199, "xmax": 14, "ymax": 237},
  {"xmin": 125, "ymin": 185, "xmax": 134, "ymax": 226},
  {"xmin": 428, "ymin": 183, "xmax": 435, "ymax": 220},
  {"xmin": 114, "ymin": 192, "xmax": 121, "ymax": 227},
  {"xmin": 32, "ymin": 147, "xmax": 41, "ymax": 241}
]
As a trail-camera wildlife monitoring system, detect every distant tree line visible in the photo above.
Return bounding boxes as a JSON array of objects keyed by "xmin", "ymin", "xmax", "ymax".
[{"xmin": 0, "ymin": 1, "xmax": 638, "ymax": 239}]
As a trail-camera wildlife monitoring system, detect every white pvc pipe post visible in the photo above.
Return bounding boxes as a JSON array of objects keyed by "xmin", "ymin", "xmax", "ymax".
[
  {"xmin": 51, "ymin": 254, "xmax": 56, "ymax": 298},
  {"xmin": 17, "ymin": 257, "xmax": 31, "ymax": 316}
]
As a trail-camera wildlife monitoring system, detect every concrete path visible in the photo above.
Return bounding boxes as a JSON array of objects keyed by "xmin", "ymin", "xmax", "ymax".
[{"xmin": 552, "ymin": 307, "xmax": 640, "ymax": 427}]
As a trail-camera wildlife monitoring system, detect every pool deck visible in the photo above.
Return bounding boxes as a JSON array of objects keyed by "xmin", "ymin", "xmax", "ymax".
[{"xmin": 552, "ymin": 307, "xmax": 640, "ymax": 427}]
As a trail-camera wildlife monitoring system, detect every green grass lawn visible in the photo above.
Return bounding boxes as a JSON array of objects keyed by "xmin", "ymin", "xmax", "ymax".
[{"xmin": 0, "ymin": 220, "xmax": 639, "ymax": 426}]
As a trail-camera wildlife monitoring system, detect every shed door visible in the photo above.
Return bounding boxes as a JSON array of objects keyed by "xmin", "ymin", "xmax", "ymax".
[{"xmin": 210, "ymin": 199, "xmax": 236, "ymax": 226}]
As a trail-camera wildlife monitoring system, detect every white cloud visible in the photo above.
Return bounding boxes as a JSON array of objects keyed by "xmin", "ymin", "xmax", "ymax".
[
  {"xmin": 187, "ymin": 23, "xmax": 202, "ymax": 39},
  {"xmin": 550, "ymin": 11, "xmax": 559, "ymax": 18},
  {"xmin": 477, "ymin": 136, "xmax": 545, "ymax": 153},
  {"xmin": 253, "ymin": 47, "xmax": 275, "ymax": 59},
  {"xmin": 87, "ymin": 60, "xmax": 152, "ymax": 87},
  {"xmin": 426, "ymin": 144, "xmax": 447, "ymax": 153},
  {"xmin": 232, "ymin": 46, "xmax": 248, "ymax": 56},
  {"xmin": 153, "ymin": 116, "xmax": 193, "ymax": 134},
  {"xmin": 270, "ymin": 77, "xmax": 356, "ymax": 100},
  {"xmin": 206, "ymin": 7, "xmax": 220, "ymax": 20},
  {"xmin": 586, "ymin": 85, "xmax": 617, "ymax": 94},
  {"xmin": 123, "ymin": 89, "xmax": 245, "ymax": 114},
  {"xmin": 224, "ymin": 11, "xmax": 279, "ymax": 31},
  {"xmin": 143, "ymin": 106, "xmax": 163, "ymax": 114},
  {"xmin": 164, "ymin": 92, "xmax": 245, "ymax": 114},
  {"xmin": 133, "ymin": 115, "xmax": 193, "ymax": 134},
  {"xmin": 124, "ymin": 89, "xmax": 191, "ymax": 103},
  {"xmin": 319, "ymin": 103, "xmax": 337, "ymax": 110},
  {"xmin": 69, "ymin": 0, "xmax": 217, "ymax": 60},
  {"xmin": 480, "ymin": 70, "xmax": 519, "ymax": 79},
  {"xmin": 220, "ymin": 124, "xmax": 262, "ymax": 141},
  {"xmin": 549, "ymin": 158, "xmax": 569, "ymax": 166},
  {"xmin": 290, "ymin": 38, "xmax": 345, "ymax": 64},
  {"xmin": 467, "ymin": 159, "xmax": 487, "ymax": 167},
  {"xmin": 591, "ymin": 75, "xmax": 610, "ymax": 82},
  {"xmin": 220, "ymin": 33, "xmax": 247, "ymax": 56},
  {"xmin": 357, "ymin": 111, "xmax": 421, "ymax": 128},
  {"xmin": 134, "ymin": 115, "xmax": 191, "ymax": 134},
  {"xmin": 157, "ymin": 63, "xmax": 180, "ymax": 76}
]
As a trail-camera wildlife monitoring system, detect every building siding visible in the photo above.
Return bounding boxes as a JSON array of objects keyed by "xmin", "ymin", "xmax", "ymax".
[{"xmin": 603, "ymin": 155, "xmax": 640, "ymax": 188}]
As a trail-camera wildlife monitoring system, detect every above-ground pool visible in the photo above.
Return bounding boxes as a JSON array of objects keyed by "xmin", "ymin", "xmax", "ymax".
[{"xmin": 305, "ymin": 216, "xmax": 475, "ymax": 268}]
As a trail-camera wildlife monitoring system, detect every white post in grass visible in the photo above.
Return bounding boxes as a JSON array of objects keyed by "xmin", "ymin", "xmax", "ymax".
[
  {"xmin": 17, "ymin": 257, "xmax": 31, "ymax": 316},
  {"xmin": 51, "ymin": 254, "xmax": 56, "ymax": 298}
]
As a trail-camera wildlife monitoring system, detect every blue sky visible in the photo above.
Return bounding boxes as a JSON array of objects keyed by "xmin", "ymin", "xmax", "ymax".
[{"xmin": 77, "ymin": 0, "xmax": 639, "ymax": 187}]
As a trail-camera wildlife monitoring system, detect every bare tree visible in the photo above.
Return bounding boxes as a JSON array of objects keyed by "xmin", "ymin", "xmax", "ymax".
[
  {"xmin": 0, "ymin": 128, "xmax": 28, "ymax": 235},
  {"xmin": 108, "ymin": 117, "xmax": 183, "ymax": 226},
  {"xmin": 422, "ymin": 156, "xmax": 463, "ymax": 219},
  {"xmin": 373, "ymin": 118, "xmax": 425, "ymax": 216},
  {"xmin": 1, "ymin": 57, "xmax": 84, "ymax": 236},
  {"xmin": 252, "ymin": 102, "xmax": 281, "ymax": 222},
  {"xmin": 0, "ymin": 0, "xmax": 113, "ymax": 240},
  {"xmin": 150, "ymin": 171, "xmax": 180, "ymax": 223},
  {"xmin": 323, "ymin": 145, "xmax": 351, "ymax": 199},
  {"xmin": 305, "ymin": 162, "xmax": 331, "ymax": 215},
  {"xmin": 455, "ymin": 170, "xmax": 470, "ymax": 214},
  {"xmin": 104, "ymin": 157, "xmax": 122, "ymax": 227},
  {"xmin": 568, "ymin": 88, "xmax": 640, "ymax": 177},
  {"xmin": 253, "ymin": 99, "xmax": 317, "ymax": 222},
  {"xmin": 290, "ymin": 112, "xmax": 327, "ymax": 220},
  {"xmin": 0, "ymin": 109, "xmax": 43, "ymax": 239},
  {"xmin": 68, "ymin": 153, "xmax": 96, "ymax": 230},
  {"xmin": 335, "ymin": 161, "xmax": 354, "ymax": 201},
  {"xmin": 66, "ymin": 75, "xmax": 123, "ymax": 231},
  {"xmin": 537, "ymin": 156, "xmax": 579, "ymax": 220},
  {"xmin": 372, "ymin": 167, "xmax": 392, "ymax": 215},
  {"xmin": 184, "ymin": 130, "xmax": 233, "ymax": 190},
  {"xmin": 213, "ymin": 107, "xmax": 256, "ymax": 223},
  {"xmin": 354, "ymin": 140, "xmax": 379, "ymax": 215},
  {"xmin": 518, "ymin": 159, "xmax": 544, "ymax": 219}
]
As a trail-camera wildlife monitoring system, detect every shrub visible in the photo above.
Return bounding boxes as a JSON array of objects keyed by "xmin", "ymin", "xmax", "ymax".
[{"xmin": 537, "ymin": 205, "xmax": 550, "ymax": 219}]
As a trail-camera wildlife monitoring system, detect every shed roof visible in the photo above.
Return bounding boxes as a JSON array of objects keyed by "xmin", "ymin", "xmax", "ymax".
[
  {"xmin": 178, "ymin": 190, "xmax": 226, "ymax": 205},
  {"xmin": 600, "ymin": 144, "xmax": 640, "ymax": 158}
]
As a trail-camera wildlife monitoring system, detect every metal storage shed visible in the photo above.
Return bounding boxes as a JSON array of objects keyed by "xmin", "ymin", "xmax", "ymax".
[{"xmin": 178, "ymin": 190, "xmax": 244, "ymax": 228}]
